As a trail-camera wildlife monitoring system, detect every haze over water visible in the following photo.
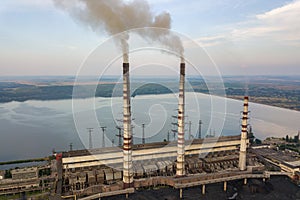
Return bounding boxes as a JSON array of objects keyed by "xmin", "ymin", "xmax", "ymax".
[{"xmin": 0, "ymin": 93, "xmax": 299, "ymax": 162}]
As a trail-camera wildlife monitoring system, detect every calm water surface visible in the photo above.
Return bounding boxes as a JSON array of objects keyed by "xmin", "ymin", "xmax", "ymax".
[{"xmin": 0, "ymin": 93, "xmax": 299, "ymax": 161}]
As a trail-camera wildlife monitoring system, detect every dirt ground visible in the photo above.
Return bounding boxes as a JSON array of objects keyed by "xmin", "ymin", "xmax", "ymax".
[{"xmin": 103, "ymin": 176, "xmax": 300, "ymax": 200}]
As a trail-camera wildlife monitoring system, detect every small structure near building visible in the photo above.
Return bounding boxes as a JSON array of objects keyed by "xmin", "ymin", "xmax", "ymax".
[
  {"xmin": 0, "ymin": 171, "xmax": 4, "ymax": 180},
  {"xmin": 11, "ymin": 167, "xmax": 38, "ymax": 180},
  {"xmin": 282, "ymin": 160, "xmax": 300, "ymax": 174}
]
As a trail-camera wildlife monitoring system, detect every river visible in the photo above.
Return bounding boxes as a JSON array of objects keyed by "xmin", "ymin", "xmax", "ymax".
[{"xmin": 0, "ymin": 93, "xmax": 299, "ymax": 162}]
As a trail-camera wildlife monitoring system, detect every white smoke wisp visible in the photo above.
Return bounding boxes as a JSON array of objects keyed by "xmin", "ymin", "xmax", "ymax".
[{"xmin": 53, "ymin": 0, "xmax": 184, "ymax": 63}]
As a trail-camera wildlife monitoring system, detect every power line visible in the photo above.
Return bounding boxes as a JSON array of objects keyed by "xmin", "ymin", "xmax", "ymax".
[
  {"xmin": 100, "ymin": 126, "xmax": 107, "ymax": 148},
  {"xmin": 69, "ymin": 143, "xmax": 73, "ymax": 151},
  {"xmin": 142, "ymin": 123, "xmax": 145, "ymax": 144},
  {"xmin": 198, "ymin": 120, "xmax": 202, "ymax": 139},
  {"xmin": 116, "ymin": 126, "xmax": 123, "ymax": 147},
  {"xmin": 112, "ymin": 139, "xmax": 115, "ymax": 147},
  {"xmin": 188, "ymin": 121, "xmax": 192, "ymax": 140},
  {"xmin": 87, "ymin": 128, "xmax": 94, "ymax": 149}
]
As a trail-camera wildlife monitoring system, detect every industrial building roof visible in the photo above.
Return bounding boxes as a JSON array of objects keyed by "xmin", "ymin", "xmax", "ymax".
[
  {"xmin": 284, "ymin": 160, "xmax": 300, "ymax": 168},
  {"xmin": 11, "ymin": 167, "xmax": 37, "ymax": 174}
]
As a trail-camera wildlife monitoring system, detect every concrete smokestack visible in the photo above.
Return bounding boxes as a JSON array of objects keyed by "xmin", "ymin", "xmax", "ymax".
[
  {"xmin": 238, "ymin": 96, "xmax": 249, "ymax": 171},
  {"xmin": 123, "ymin": 62, "xmax": 133, "ymax": 188},
  {"xmin": 176, "ymin": 63, "xmax": 185, "ymax": 176}
]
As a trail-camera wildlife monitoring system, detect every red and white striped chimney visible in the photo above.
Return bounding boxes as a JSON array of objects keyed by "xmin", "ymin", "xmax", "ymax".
[
  {"xmin": 176, "ymin": 62, "xmax": 185, "ymax": 176},
  {"xmin": 238, "ymin": 96, "xmax": 249, "ymax": 171},
  {"xmin": 123, "ymin": 62, "xmax": 133, "ymax": 188}
]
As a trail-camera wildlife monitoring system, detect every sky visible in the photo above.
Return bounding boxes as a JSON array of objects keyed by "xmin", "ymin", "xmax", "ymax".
[{"xmin": 0, "ymin": 0, "xmax": 299, "ymax": 76}]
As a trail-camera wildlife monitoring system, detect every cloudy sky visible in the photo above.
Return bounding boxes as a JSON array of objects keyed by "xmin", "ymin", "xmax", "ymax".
[{"xmin": 0, "ymin": 0, "xmax": 299, "ymax": 76}]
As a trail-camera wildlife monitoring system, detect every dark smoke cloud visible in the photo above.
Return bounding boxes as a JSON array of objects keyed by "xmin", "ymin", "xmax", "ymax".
[{"xmin": 53, "ymin": 0, "xmax": 184, "ymax": 62}]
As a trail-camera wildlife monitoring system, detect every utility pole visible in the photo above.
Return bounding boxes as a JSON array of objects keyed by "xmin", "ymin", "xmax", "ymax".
[
  {"xmin": 167, "ymin": 131, "xmax": 170, "ymax": 142},
  {"xmin": 172, "ymin": 130, "xmax": 177, "ymax": 141},
  {"xmin": 87, "ymin": 128, "xmax": 94, "ymax": 149},
  {"xmin": 198, "ymin": 120, "xmax": 202, "ymax": 139},
  {"xmin": 142, "ymin": 123, "xmax": 145, "ymax": 144},
  {"xmin": 171, "ymin": 114, "xmax": 178, "ymax": 141},
  {"xmin": 188, "ymin": 121, "xmax": 192, "ymax": 140},
  {"xmin": 100, "ymin": 126, "xmax": 107, "ymax": 148},
  {"xmin": 116, "ymin": 126, "xmax": 122, "ymax": 146},
  {"xmin": 131, "ymin": 125, "xmax": 135, "ymax": 145}
]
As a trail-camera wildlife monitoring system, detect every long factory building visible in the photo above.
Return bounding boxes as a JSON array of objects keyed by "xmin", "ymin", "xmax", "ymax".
[
  {"xmin": 62, "ymin": 136, "xmax": 244, "ymax": 170},
  {"xmin": 54, "ymin": 134, "xmax": 266, "ymax": 198}
]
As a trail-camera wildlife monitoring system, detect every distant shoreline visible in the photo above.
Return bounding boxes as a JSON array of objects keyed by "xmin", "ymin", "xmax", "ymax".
[
  {"xmin": 0, "ymin": 76, "xmax": 299, "ymax": 111},
  {"xmin": 0, "ymin": 91, "xmax": 299, "ymax": 113}
]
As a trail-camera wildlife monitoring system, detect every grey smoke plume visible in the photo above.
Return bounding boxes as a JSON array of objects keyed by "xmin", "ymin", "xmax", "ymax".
[{"xmin": 53, "ymin": 0, "xmax": 184, "ymax": 62}]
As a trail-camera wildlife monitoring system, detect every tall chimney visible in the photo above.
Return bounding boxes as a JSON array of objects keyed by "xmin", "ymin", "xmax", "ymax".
[
  {"xmin": 238, "ymin": 96, "xmax": 249, "ymax": 171},
  {"xmin": 176, "ymin": 63, "xmax": 185, "ymax": 176},
  {"xmin": 123, "ymin": 63, "xmax": 133, "ymax": 188}
]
